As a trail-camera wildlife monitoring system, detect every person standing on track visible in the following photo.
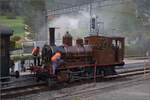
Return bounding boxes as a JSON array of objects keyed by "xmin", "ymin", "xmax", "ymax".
[
  {"xmin": 9, "ymin": 57, "xmax": 15, "ymax": 73},
  {"xmin": 51, "ymin": 52, "xmax": 61, "ymax": 76},
  {"xmin": 32, "ymin": 46, "xmax": 40, "ymax": 66},
  {"xmin": 21, "ymin": 55, "xmax": 25, "ymax": 72}
]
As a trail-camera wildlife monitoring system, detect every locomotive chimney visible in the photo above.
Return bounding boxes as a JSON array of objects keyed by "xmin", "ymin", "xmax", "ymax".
[{"xmin": 49, "ymin": 28, "xmax": 55, "ymax": 46}]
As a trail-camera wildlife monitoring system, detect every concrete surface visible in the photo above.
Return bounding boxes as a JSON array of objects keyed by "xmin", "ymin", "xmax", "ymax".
[
  {"xmin": 79, "ymin": 79, "xmax": 150, "ymax": 100},
  {"xmin": 124, "ymin": 58, "xmax": 150, "ymax": 64}
]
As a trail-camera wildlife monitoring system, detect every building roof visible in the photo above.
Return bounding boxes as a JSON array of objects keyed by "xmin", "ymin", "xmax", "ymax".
[{"xmin": 0, "ymin": 25, "xmax": 13, "ymax": 35}]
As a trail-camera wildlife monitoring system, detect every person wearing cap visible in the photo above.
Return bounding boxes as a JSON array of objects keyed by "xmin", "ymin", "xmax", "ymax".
[
  {"xmin": 32, "ymin": 47, "xmax": 40, "ymax": 66},
  {"xmin": 51, "ymin": 52, "xmax": 61, "ymax": 75}
]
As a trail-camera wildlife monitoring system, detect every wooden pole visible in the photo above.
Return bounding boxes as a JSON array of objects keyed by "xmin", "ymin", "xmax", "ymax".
[
  {"xmin": 94, "ymin": 64, "xmax": 97, "ymax": 85},
  {"xmin": 144, "ymin": 60, "xmax": 146, "ymax": 80}
]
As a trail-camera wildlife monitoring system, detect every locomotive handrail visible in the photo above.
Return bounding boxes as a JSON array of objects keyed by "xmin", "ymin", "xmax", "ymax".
[{"xmin": 56, "ymin": 62, "xmax": 125, "ymax": 70}]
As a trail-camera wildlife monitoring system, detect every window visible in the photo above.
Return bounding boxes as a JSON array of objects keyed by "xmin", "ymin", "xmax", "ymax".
[
  {"xmin": 117, "ymin": 40, "xmax": 122, "ymax": 49},
  {"xmin": 85, "ymin": 40, "xmax": 89, "ymax": 45},
  {"xmin": 112, "ymin": 40, "xmax": 116, "ymax": 47},
  {"xmin": 112, "ymin": 40, "xmax": 122, "ymax": 49},
  {"xmin": 102, "ymin": 39, "xmax": 106, "ymax": 48}
]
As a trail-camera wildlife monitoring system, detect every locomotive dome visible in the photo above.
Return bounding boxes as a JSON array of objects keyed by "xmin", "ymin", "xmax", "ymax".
[
  {"xmin": 63, "ymin": 31, "xmax": 72, "ymax": 38},
  {"xmin": 63, "ymin": 31, "xmax": 73, "ymax": 46}
]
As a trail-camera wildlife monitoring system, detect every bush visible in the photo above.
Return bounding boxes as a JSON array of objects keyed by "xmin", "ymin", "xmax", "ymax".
[
  {"xmin": 6, "ymin": 13, "xmax": 16, "ymax": 19},
  {"xmin": 15, "ymin": 42, "xmax": 22, "ymax": 50},
  {"xmin": 11, "ymin": 55, "xmax": 33, "ymax": 62},
  {"xmin": 11, "ymin": 35, "xmax": 21, "ymax": 41},
  {"xmin": 0, "ymin": 11, "xmax": 6, "ymax": 16},
  {"xmin": 10, "ymin": 40, "xmax": 16, "ymax": 51}
]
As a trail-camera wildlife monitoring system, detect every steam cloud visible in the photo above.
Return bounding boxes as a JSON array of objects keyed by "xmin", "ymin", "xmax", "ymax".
[{"xmin": 48, "ymin": 11, "xmax": 91, "ymax": 40}]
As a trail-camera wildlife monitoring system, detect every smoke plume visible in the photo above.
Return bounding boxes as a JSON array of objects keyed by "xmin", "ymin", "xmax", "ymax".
[{"xmin": 48, "ymin": 11, "xmax": 91, "ymax": 39}]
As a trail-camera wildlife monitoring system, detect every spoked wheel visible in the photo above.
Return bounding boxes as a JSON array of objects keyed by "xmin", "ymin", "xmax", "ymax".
[
  {"xmin": 101, "ymin": 70, "xmax": 105, "ymax": 77},
  {"xmin": 15, "ymin": 71, "xmax": 20, "ymax": 78}
]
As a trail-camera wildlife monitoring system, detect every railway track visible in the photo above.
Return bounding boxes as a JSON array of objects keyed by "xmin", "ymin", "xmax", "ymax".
[
  {"xmin": 1, "ymin": 68, "xmax": 150, "ymax": 99},
  {"xmin": 1, "ymin": 83, "xmax": 48, "ymax": 99},
  {"xmin": 118, "ymin": 67, "xmax": 150, "ymax": 74}
]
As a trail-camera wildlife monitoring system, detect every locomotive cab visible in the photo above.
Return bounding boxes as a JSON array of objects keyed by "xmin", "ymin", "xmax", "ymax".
[{"xmin": 84, "ymin": 36, "xmax": 124, "ymax": 65}]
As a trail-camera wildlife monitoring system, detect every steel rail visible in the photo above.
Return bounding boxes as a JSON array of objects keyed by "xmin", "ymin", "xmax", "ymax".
[{"xmin": 1, "ymin": 83, "xmax": 46, "ymax": 99}]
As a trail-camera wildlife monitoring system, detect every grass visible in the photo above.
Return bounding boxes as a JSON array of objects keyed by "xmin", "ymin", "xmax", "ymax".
[
  {"xmin": 72, "ymin": 97, "xmax": 80, "ymax": 100},
  {"xmin": 125, "ymin": 45, "xmax": 146, "ymax": 57},
  {"xmin": 10, "ymin": 55, "xmax": 33, "ymax": 62},
  {"xmin": 0, "ymin": 16, "xmax": 25, "ymax": 38},
  {"xmin": 125, "ymin": 54, "xmax": 146, "ymax": 57},
  {"xmin": 125, "ymin": 45, "xmax": 139, "ymax": 50}
]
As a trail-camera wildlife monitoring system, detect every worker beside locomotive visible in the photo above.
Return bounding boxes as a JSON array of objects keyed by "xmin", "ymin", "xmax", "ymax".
[
  {"xmin": 51, "ymin": 52, "xmax": 61, "ymax": 76},
  {"xmin": 32, "ymin": 46, "xmax": 40, "ymax": 66}
]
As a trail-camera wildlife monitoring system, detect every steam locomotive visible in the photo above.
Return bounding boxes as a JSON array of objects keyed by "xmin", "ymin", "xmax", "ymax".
[{"xmin": 33, "ymin": 16, "xmax": 125, "ymax": 85}]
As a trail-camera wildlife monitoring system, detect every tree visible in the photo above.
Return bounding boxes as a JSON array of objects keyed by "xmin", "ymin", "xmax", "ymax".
[
  {"xmin": 23, "ymin": 0, "xmax": 46, "ymax": 40},
  {"xmin": 10, "ymin": 40, "xmax": 15, "ymax": 51},
  {"xmin": 11, "ymin": 36, "xmax": 21, "ymax": 41},
  {"xmin": 135, "ymin": 0, "xmax": 150, "ymax": 17}
]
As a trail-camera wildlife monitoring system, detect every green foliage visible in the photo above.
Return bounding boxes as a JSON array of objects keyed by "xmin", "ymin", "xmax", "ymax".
[
  {"xmin": 136, "ymin": 0, "xmax": 150, "ymax": 18},
  {"xmin": 10, "ymin": 40, "xmax": 16, "ymax": 51},
  {"xmin": 72, "ymin": 97, "xmax": 80, "ymax": 100},
  {"xmin": 23, "ymin": 0, "xmax": 46, "ymax": 40},
  {"xmin": 11, "ymin": 55, "xmax": 33, "ymax": 62},
  {"xmin": 125, "ymin": 54, "xmax": 146, "ymax": 57},
  {"xmin": 15, "ymin": 42, "xmax": 22, "ymax": 50},
  {"xmin": 125, "ymin": 45, "xmax": 147, "ymax": 57},
  {"xmin": 9, "ymin": 40, "xmax": 22, "ymax": 50},
  {"xmin": 6, "ymin": 12, "xmax": 16, "ymax": 19},
  {"xmin": 0, "ymin": 11, "xmax": 7, "ymax": 16},
  {"xmin": 125, "ymin": 45, "xmax": 139, "ymax": 50},
  {"xmin": 0, "ymin": 16, "xmax": 25, "ymax": 36},
  {"xmin": 11, "ymin": 35, "xmax": 21, "ymax": 41}
]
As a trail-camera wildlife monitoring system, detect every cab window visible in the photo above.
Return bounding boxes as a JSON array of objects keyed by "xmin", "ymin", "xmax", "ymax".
[
  {"xmin": 117, "ymin": 40, "xmax": 122, "ymax": 49},
  {"xmin": 85, "ymin": 40, "xmax": 89, "ymax": 45},
  {"xmin": 102, "ymin": 39, "xmax": 106, "ymax": 48},
  {"xmin": 112, "ymin": 39, "xmax": 122, "ymax": 49}
]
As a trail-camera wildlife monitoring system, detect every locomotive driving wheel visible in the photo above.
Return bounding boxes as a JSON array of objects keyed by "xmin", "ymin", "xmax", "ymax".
[{"xmin": 56, "ymin": 72, "xmax": 69, "ymax": 82}]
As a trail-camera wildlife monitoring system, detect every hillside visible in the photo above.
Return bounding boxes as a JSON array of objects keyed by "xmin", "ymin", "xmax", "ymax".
[{"xmin": 0, "ymin": 16, "xmax": 25, "ymax": 38}]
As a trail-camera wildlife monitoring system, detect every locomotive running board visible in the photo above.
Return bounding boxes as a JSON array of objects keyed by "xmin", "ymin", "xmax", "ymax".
[{"xmin": 56, "ymin": 62, "xmax": 125, "ymax": 70}]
